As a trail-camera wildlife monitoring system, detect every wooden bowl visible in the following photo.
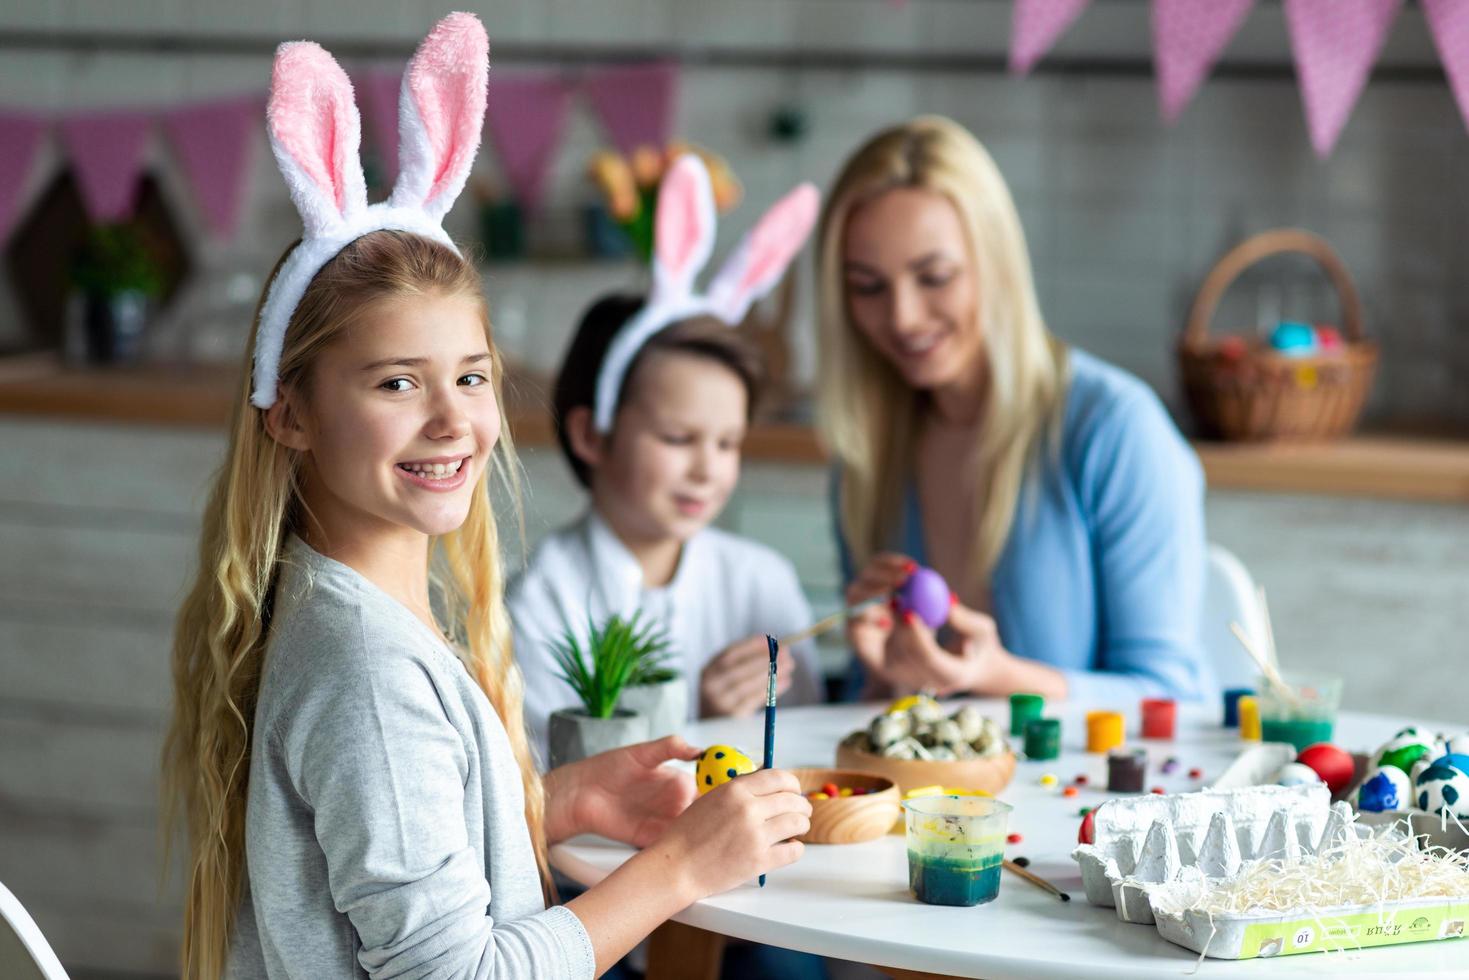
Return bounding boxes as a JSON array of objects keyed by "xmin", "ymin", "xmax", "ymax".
[
  {"xmin": 835, "ymin": 736, "xmax": 1016, "ymax": 798},
  {"xmin": 790, "ymin": 768, "xmax": 900, "ymax": 844}
]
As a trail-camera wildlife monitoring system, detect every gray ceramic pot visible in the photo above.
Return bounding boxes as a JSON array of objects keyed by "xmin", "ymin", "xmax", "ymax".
[
  {"xmin": 547, "ymin": 707, "xmax": 649, "ymax": 769},
  {"xmin": 617, "ymin": 676, "xmax": 687, "ymax": 741}
]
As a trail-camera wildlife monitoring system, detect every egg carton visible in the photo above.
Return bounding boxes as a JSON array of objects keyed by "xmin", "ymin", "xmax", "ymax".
[
  {"xmin": 1149, "ymin": 876, "xmax": 1469, "ymax": 960},
  {"xmin": 1071, "ymin": 784, "xmax": 1340, "ymax": 924}
]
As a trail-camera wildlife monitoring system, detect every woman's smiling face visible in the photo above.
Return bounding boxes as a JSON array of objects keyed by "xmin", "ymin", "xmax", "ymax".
[
  {"xmin": 285, "ymin": 291, "xmax": 501, "ymax": 542},
  {"xmin": 841, "ymin": 186, "xmax": 984, "ymax": 392}
]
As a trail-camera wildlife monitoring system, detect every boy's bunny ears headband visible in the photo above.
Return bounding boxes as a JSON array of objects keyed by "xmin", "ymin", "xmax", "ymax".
[
  {"xmin": 591, "ymin": 156, "xmax": 820, "ymax": 432},
  {"xmin": 250, "ymin": 13, "xmax": 487, "ymax": 409}
]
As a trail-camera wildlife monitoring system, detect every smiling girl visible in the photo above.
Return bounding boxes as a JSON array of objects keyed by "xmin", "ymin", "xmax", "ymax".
[{"xmin": 162, "ymin": 18, "xmax": 809, "ymax": 979}]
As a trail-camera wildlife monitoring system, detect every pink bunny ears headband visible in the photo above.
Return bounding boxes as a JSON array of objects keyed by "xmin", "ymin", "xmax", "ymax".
[
  {"xmin": 591, "ymin": 156, "xmax": 820, "ymax": 432},
  {"xmin": 250, "ymin": 13, "xmax": 488, "ymax": 409}
]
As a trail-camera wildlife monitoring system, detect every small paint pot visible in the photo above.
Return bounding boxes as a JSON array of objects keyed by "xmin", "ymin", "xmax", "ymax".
[
  {"xmin": 1024, "ymin": 718, "xmax": 1061, "ymax": 761},
  {"xmin": 1086, "ymin": 710, "xmax": 1125, "ymax": 754},
  {"xmin": 1009, "ymin": 692, "xmax": 1044, "ymax": 737},
  {"xmin": 1140, "ymin": 698, "xmax": 1177, "ymax": 740},
  {"xmin": 1107, "ymin": 748, "xmax": 1148, "ymax": 793}
]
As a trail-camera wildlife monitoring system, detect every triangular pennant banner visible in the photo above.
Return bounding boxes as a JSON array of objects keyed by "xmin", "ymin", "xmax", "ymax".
[
  {"xmin": 1153, "ymin": 0, "xmax": 1256, "ymax": 123},
  {"xmin": 0, "ymin": 112, "xmax": 47, "ymax": 241},
  {"xmin": 163, "ymin": 95, "xmax": 259, "ymax": 239},
  {"xmin": 582, "ymin": 62, "xmax": 678, "ymax": 156},
  {"xmin": 1423, "ymin": 0, "xmax": 1469, "ymax": 134},
  {"xmin": 58, "ymin": 110, "xmax": 154, "ymax": 223},
  {"xmin": 357, "ymin": 69, "xmax": 403, "ymax": 186},
  {"xmin": 1284, "ymin": 0, "xmax": 1403, "ymax": 157},
  {"xmin": 1010, "ymin": 0, "xmax": 1092, "ymax": 75},
  {"xmin": 484, "ymin": 72, "xmax": 573, "ymax": 214}
]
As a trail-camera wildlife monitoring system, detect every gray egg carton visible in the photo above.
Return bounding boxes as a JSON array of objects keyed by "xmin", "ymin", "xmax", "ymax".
[{"xmin": 1071, "ymin": 784, "xmax": 1342, "ymax": 925}]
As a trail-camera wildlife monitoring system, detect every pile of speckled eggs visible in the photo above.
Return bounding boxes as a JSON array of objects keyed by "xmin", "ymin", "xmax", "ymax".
[
  {"xmin": 1354, "ymin": 726, "xmax": 1469, "ymax": 820},
  {"xmin": 843, "ymin": 695, "xmax": 1008, "ymax": 761}
]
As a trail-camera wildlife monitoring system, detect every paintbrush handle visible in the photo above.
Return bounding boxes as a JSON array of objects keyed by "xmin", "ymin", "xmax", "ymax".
[
  {"xmin": 778, "ymin": 597, "xmax": 885, "ymax": 646},
  {"xmin": 760, "ymin": 634, "xmax": 779, "ymax": 889},
  {"xmin": 1003, "ymin": 860, "xmax": 1069, "ymax": 901}
]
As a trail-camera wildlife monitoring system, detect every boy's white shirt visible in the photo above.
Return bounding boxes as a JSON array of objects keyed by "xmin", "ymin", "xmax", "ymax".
[{"xmin": 508, "ymin": 509, "xmax": 823, "ymax": 763}]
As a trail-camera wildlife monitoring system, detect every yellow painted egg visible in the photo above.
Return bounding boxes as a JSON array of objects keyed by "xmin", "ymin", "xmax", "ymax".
[
  {"xmin": 886, "ymin": 694, "xmax": 939, "ymax": 715},
  {"xmin": 696, "ymin": 744, "xmax": 756, "ymax": 795}
]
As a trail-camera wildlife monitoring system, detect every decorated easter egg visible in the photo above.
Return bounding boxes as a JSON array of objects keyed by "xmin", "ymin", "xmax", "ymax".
[
  {"xmin": 1445, "ymin": 732, "xmax": 1469, "ymax": 756},
  {"xmin": 1376, "ymin": 728, "xmax": 1437, "ymax": 774},
  {"xmin": 1432, "ymin": 753, "xmax": 1469, "ymax": 775},
  {"xmin": 894, "ymin": 566, "xmax": 951, "ymax": 630},
  {"xmin": 1354, "ymin": 765, "xmax": 1413, "ymax": 813},
  {"xmin": 1277, "ymin": 762, "xmax": 1324, "ymax": 787},
  {"xmin": 1415, "ymin": 763, "xmax": 1469, "ymax": 819},
  {"xmin": 887, "ymin": 693, "xmax": 938, "ymax": 716},
  {"xmin": 696, "ymin": 744, "xmax": 755, "ymax": 796},
  {"xmin": 1078, "ymin": 807, "xmax": 1097, "ymax": 845},
  {"xmin": 1269, "ymin": 321, "xmax": 1318, "ymax": 357},
  {"xmin": 1295, "ymin": 743, "xmax": 1355, "ymax": 795}
]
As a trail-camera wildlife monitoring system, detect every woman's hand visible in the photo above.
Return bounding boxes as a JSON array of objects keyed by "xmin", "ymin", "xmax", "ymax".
[
  {"xmin": 699, "ymin": 634, "xmax": 794, "ymax": 718},
  {"xmin": 544, "ymin": 735, "xmax": 701, "ymax": 847},
  {"xmin": 843, "ymin": 553, "xmax": 909, "ymax": 694},
  {"xmin": 646, "ymin": 767, "xmax": 811, "ymax": 900},
  {"xmin": 884, "ymin": 601, "xmax": 1011, "ymax": 697}
]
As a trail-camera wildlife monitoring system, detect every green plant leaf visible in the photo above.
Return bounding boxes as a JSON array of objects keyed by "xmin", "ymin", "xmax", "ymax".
[{"xmin": 550, "ymin": 609, "xmax": 679, "ymax": 717}]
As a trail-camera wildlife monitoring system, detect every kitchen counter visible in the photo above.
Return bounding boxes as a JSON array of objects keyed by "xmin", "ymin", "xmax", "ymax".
[{"xmin": 3, "ymin": 353, "xmax": 1467, "ymax": 502}]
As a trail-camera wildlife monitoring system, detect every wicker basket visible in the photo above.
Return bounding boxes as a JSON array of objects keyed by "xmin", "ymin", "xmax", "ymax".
[{"xmin": 1178, "ymin": 228, "xmax": 1378, "ymax": 442}]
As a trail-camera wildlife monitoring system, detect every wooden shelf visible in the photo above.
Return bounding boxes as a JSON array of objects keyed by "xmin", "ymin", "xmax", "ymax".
[{"xmin": 4, "ymin": 354, "xmax": 1467, "ymax": 502}]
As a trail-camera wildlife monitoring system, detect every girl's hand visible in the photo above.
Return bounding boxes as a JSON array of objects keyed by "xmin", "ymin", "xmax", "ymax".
[
  {"xmin": 648, "ymin": 767, "xmax": 810, "ymax": 900},
  {"xmin": 843, "ymin": 553, "xmax": 909, "ymax": 693},
  {"xmin": 545, "ymin": 736, "xmax": 700, "ymax": 847},
  {"xmin": 885, "ymin": 601, "xmax": 1010, "ymax": 697},
  {"xmin": 699, "ymin": 635, "xmax": 794, "ymax": 718}
]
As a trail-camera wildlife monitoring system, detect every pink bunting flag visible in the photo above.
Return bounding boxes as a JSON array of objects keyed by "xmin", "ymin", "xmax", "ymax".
[
  {"xmin": 1153, "ymin": 0, "xmax": 1256, "ymax": 123},
  {"xmin": 162, "ymin": 95, "xmax": 259, "ymax": 239},
  {"xmin": 1423, "ymin": 0, "xmax": 1469, "ymax": 133},
  {"xmin": 357, "ymin": 69, "xmax": 403, "ymax": 185},
  {"xmin": 484, "ymin": 72, "xmax": 573, "ymax": 213},
  {"xmin": 1285, "ymin": 0, "xmax": 1403, "ymax": 157},
  {"xmin": 1010, "ymin": 0, "xmax": 1092, "ymax": 75},
  {"xmin": 582, "ymin": 62, "xmax": 678, "ymax": 156},
  {"xmin": 58, "ymin": 110, "xmax": 153, "ymax": 223},
  {"xmin": 0, "ymin": 112, "xmax": 47, "ymax": 241}
]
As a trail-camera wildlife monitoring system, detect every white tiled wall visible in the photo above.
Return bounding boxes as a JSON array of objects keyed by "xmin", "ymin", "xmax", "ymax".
[{"xmin": 3, "ymin": 2, "xmax": 1467, "ymax": 427}]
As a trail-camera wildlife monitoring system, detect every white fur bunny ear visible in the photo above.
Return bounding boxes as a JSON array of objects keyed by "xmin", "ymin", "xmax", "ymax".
[
  {"xmin": 266, "ymin": 41, "xmax": 367, "ymax": 237},
  {"xmin": 650, "ymin": 154, "xmax": 718, "ymax": 306},
  {"xmin": 389, "ymin": 12, "xmax": 488, "ymax": 221},
  {"xmin": 705, "ymin": 182, "xmax": 820, "ymax": 326}
]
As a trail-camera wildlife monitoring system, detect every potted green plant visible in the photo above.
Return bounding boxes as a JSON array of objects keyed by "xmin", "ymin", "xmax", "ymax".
[
  {"xmin": 70, "ymin": 222, "xmax": 164, "ymax": 363},
  {"xmin": 615, "ymin": 621, "xmax": 685, "ymax": 741},
  {"xmin": 547, "ymin": 611, "xmax": 666, "ymax": 768}
]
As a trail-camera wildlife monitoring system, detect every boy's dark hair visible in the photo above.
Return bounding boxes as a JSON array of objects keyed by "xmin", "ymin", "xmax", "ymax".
[{"xmin": 553, "ymin": 293, "xmax": 765, "ymax": 488}]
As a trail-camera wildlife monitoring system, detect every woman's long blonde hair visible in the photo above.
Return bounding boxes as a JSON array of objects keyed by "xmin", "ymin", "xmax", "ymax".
[
  {"xmin": 161, "ymin": 230, "xmax": 547, "ymax": 979},
  {"xmin": 816, "ymin": 115, "xmax": 1070, "ymax": 583}
]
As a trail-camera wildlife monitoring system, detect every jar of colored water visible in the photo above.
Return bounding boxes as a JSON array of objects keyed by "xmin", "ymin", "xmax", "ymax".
[
  {"xmin": 1255, "ymin": 672, "xmax": 1342, "ymax": 751},
  {"xmin": 903, "ymin": 795, "xmax": 1012, "ymax": 907}
]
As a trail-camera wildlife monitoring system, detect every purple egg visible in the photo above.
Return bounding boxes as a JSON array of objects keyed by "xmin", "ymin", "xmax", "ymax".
[{"xmin": 895, "ymin": 566, "xmax": 951, "ymax": 630}]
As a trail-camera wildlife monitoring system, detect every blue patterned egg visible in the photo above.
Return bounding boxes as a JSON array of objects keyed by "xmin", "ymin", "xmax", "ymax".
[
  {"xmin": 1354, "ymin": 765, "xmax": 1412, "ymax": 813},
  {"xmin": 1415, "ymin": 763, "xmax": 1469, "ymax": 819}
]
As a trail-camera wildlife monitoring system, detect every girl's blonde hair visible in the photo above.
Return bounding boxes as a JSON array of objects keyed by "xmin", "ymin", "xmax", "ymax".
[
  {"xmin": 816, "ymin": 115, "xmax": 1070, "ymax": 582},
  {"xmin": 161, "ymin": 230, "xmax": 546, "ymax": 979}
]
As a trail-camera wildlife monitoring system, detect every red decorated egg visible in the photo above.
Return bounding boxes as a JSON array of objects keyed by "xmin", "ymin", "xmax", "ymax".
[{"xmin": 1296, "ymin": 743, "xmax": 1355, "ymax": 795}]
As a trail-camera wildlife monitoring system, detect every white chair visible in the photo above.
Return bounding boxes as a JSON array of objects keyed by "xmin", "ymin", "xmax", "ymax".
[
  {"xmin": 0, "ymin": 881, "xmax": 69, "ymax": 980},
  {"xmin": 1203, "ymin": 543, "xmax": 1271, "ymax": 692}
]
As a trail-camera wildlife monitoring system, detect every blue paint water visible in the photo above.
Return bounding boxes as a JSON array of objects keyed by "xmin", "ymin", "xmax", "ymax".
[{"xmin": 908, "ymin": 852, "xmax": 1003, "ymax": 907}]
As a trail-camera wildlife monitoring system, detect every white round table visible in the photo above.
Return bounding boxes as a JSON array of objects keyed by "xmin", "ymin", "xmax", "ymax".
[{"xmin": 551, "ymin": 700, "xmax": 1467, "ymax": 978}]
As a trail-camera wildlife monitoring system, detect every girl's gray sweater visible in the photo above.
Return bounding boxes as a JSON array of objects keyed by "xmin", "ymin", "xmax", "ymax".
[{"xmin": 225, "ymin": 537, "xmax": 594, "ymax": 979}]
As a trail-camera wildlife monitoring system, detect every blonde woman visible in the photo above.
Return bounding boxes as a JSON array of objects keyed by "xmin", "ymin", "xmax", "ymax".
[{"xmin": 818, "ymin": 116, "xmax": 1212, "ymax": 704}]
